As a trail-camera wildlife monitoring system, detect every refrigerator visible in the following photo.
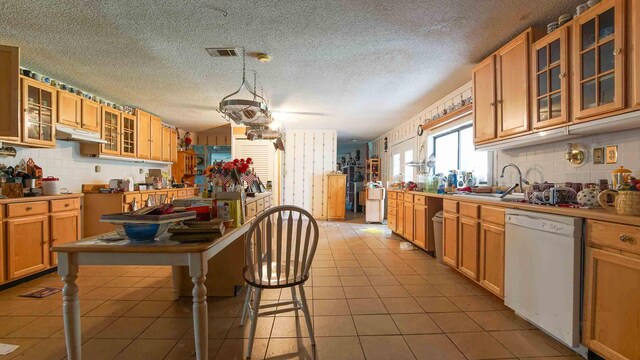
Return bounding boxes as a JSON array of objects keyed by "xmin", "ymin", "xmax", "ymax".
[{"xmin": 365, "ymin": 188, "xmax": 385, "ymax": 223}]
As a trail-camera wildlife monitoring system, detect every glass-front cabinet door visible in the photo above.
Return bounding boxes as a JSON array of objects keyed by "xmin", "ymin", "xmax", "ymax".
[
  {"xmin": 121, "ymin": 112, "xmax": 136, "ymax": 157},
  {"xmin": 21, "ymin": 77, "xmax": 56, "ymax": 146},
  {"xmin": 533, "ymin": 27, "xmax": 569, "ymax": 129},
  {"xmin": 101, "ymin": 107, "xmax": 121, "ymax": 155},
  {"xmin": 573, "ymin": 0, "xmax": 625, "ymax": 120}
]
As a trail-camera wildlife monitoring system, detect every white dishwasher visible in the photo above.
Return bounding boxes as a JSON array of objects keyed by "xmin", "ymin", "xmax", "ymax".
[{"xmin": 505, "ymin": 209, "xmax": 585, "ymax": 354}]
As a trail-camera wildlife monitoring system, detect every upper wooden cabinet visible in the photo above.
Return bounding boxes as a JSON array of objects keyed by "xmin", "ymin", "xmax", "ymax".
[
  {"xmin": 100, "ymin": 106, "xmax": 121, "ymax": 155},
  {"xmin": 573, "ymin": 0, "xmax": 626, "ymax": 120},
  {"xmin": 81, "ymin": 99, "xmax": 100, "ymax": 132},
  {"xmin": 136, "ymin": 109, "xmax": 151, "ymax": 159},
  {"xmin": 161, "ymin": 126, "xmax": 171, "ymax": 161},
  {"xmin": 198, "ymin": 133, "xmax": 231, "ymax": 146},
  {"xmin": 57, "ymin": 91, "xmax": 81, "ymax": 127},
  {"xmin": 532, "ymin": 26, "xmax": 571, "ymax": 129},
  {"xmin": 0, "ymin": 45, "xmax": 19, "ymax": 140},
  {"xmin": 473, "ymin": 56, "xmax": 497, "ymax": 143},
  {"xmin": 21, "ymin": 77, "xmax": 56, "ymax": 147},
  {"xmin": 473, "ymin": 28, "xmax": 540, "ymax": 144},
  {"xmin": 121, "ymin": 112, "xmax": 136, "ymax": 157},
  {"xmin": 150, "ymin": 114, "xmax": 162, "ymax": 160},
  {"xmin": 497, "ymin": 30, "xmax": 535, "ymax": 137},
  {"xmin": 170, "ymin": 128, "xmax": 178, "ymax": 162}
]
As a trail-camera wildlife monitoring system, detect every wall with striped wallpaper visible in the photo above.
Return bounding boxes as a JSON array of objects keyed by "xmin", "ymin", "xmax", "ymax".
[{"xmin": 282, "ymin": 129, "xmax": 337, "ymax": 220}]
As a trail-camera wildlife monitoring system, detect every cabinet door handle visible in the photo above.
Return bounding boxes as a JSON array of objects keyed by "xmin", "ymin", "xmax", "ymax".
[
  {"xmin": 497, "ymin": 99, "xmax": 503, "ymax": 104},
  {"xmin": 26, "ymin": 206, "xmax": 32, "ymax": 211},
  {"xmin": 558, "ymin": 73, "xmax": 566, "ymax": 79},
  {"xmin": 619, "ymin": 234, "xmax": 632, "ymax": 243},
  {"xmin": 490, "ymin": 102, "xmax": 494, "ymax": 107},
  {"xmin": 613, "ymin": 48, "xmax": 622, "ymax": 56},
  {"xmin": 64, "ymin": 203, "xmax": 70, "ymax": 207}
]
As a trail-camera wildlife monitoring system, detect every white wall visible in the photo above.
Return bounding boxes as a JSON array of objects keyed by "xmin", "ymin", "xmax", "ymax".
[
  {"xmin": 283, "ymin": 129, "xmax": 337, "ymax": 220},
  {"xmin": 371, "ymin": 81, "xmax": 473, "ymax": 184},
  {"xmin": 8, "ymin": 140, "xmax": 170, "ymax": 192},
  {"xmin": 495, "ymin": 128, "xmax": 640, "ymax": 187}
]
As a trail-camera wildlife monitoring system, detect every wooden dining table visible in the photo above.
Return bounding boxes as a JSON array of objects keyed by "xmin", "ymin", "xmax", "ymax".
[{"xmin": 52, "ymin": 222, "xmax": 251, "ymax": 360}]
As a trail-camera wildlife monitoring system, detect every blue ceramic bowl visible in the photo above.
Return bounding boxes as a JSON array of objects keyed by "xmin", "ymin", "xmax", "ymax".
[{"xmin": 115, "ymin": 223, "xmax": 171, "ymax": 243}]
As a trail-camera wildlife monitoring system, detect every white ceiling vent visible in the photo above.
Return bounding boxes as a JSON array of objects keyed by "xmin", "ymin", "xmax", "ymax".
[{"xmin": 206, "ymin": 47, "xmax": 239, "ymax": 58}]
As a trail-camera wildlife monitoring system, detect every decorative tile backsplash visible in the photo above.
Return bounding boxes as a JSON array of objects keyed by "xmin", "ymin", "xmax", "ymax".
[
  {"xmin": 495, "ymin": 128, "xmax": 640, "ymax": 187},
  {"xmin": 9, "ymin": 141, "xmax": 170, "ymax": 192}
]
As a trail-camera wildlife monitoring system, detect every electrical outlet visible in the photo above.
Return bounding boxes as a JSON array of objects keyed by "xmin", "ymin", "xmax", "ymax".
[
  {"xmin": 139, "ymin": 168, "xmax": 144, "ymax": 174},
  {"xmin": 95, "ymin": 166, "xmax": 101, "ymax": 173}
]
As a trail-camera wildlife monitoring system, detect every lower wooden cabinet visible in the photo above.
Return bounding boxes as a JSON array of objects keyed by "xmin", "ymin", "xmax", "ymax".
[
  {"xmin": 50, "ymin": 211, "xmax": 81, "ymax": 265},
  {"xmin": 413, "ymin": 205, "xmax": 427, "ymax": 248},
  {"xmin": 397, "ymin": 200, "xmax": 405, "ymax": 237},
  {"xmin": 442, "ymin": 212, "xmax": 459, "ymax": 267},
  {"xmin": 583, "ymin": 219, "xmax": 640, "ymax": 360},
  {"xmin": 441, "ymin": 200, "xmax": 505, "ymax": 298},
  {"xmin": 403, "ymin": 201, "xmax": 414, "ymax": 241},
  {"xmin": 479, "ymin": 222, "xmax": 505, "ymax": 296},
  {"xmin": 458, "ymin": 216, "xmax": 479, "ymax": 280},
  {"xmin": 326, "ymin": 174, "xmax": 347, "ymax": 220},
  {"xmin": 6, "ymin": 215, "xmax": 49, "ymax": 279}
]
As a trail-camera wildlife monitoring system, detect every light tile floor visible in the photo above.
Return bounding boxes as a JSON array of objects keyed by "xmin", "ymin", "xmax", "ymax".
[{"xmin": 0, "ymin": 218, "xmax": 584, "ymax": 359}]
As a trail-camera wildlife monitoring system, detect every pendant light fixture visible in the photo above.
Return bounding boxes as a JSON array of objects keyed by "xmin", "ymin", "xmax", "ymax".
[{"xmin": 219, "ymin": 48, "xmax": 272, "ymax": 125}]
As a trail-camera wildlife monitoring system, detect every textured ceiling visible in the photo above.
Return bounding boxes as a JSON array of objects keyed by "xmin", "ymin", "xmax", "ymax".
[{"xmin": 0, "ymin": 0, "xmax": 581, "ymax": 146}]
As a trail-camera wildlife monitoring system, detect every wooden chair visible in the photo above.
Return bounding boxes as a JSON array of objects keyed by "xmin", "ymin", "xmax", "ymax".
[{"xmin": 240, "ymin": 205, "xmax": 319, "ymax": 357}]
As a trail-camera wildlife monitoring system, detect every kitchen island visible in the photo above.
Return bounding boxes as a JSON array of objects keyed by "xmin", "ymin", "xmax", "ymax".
[{"xmin": 52, "ymin": 222, "xmax": 252, "ymax": 360}]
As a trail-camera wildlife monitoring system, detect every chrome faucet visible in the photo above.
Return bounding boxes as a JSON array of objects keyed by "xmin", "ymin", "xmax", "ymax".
[{"xmin": 499, "ymin": 163, "xmax": 529, "ymax": 192}]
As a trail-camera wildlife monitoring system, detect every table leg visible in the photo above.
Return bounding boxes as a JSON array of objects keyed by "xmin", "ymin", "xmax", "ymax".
[
  {"xmin": 58, "ymin": 252, "xmax": 81, "ymax": 360},
  {"xmin": 171, "ymin": 266, "xmax": 183, "ymax": 301},
  {"xmin": 189, "ymin": 253, "xmax": 208, "ymax": 360}
]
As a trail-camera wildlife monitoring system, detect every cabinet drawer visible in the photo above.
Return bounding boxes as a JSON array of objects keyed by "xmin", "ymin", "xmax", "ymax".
[
  {"xmin": 50, "ymin": 198, "xmax": 80, "ymax": 212},
  {"xmin": 124, "ymin": 194, "xmax": 141, "ymax": 204},
  {"xmin": 459, "ymin": 202, "xmax": 479, "ymax": 218},
  {"xmin": 586, "ymin": 220, "xmax": 640, "ymax": 255},
  {"xmin": 443, "ymin": 199, "xmax": 458, "ymax": 214},
  {"xmin": 246, "ymin": 202, "xmax": 258, "ymax": 219},
  {"xmin": 388, "ymin": 192, "xmax": 398, "ymax": 200},
  {"xmin": 414, "ymin": 195, "xmax": 426, "ymax": 205},
  {"xmin": 403, "ymin": 193, "xmax": 413, "ymax": 202},
  {"xmin": 177, "ymin": 190, "xmax": 187, "ymax": 198},
  {"xmin": 388, "ymin": 199, "xmax": 397, "ymax": 208},
  {"xmin": 6, "ymin": 201, "xmax": 48, "ymax": 218},
  {"xmin": 388, "ymin": 216, "xmax": 396, "ymax": 231},
  {"xmin": 388, "ymin": 207, "xmax": 397, "ymax": 216},
  {"xmin": 256, "ymin": 199, "xmax": 265, "ymax": 213},
  {"xmin": 481, "ymin": 206, "xmax": 505, "ymax": 225}
]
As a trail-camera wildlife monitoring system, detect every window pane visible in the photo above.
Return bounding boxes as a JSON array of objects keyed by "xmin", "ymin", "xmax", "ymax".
[
  {"xmin": 537, "ymin": 72, "xmax": 548, "ymax": 96},
  {"xmin": 582, "ymin": 18, "xmax": 596, "ymax": 50},
  {"xmin": 550, "ymin": 93, "xmax": 562, "ymax": 119},
  {"xmin": 549, "ymin": 39, "xmax": 560, "ymax": 64},
  {"xmin": 538, "ymin": 97, "xmax": 549, "ymax": 121},
  {"xmin": 550, "ymin": 66, "xmax": 561, "ymax": 92},
  {"xmin": 582, "ymin": 79, "xmax": 596, "ymax": 109},
  {"xmin": 392, "ymin": 153, "xmax": 401, "ymax": 177},
  {"xmin": 582, "ymin": 50, "xmax": 595, "ymax": 79},
  {"xmin": 599, "ymin": 73, "xmax": 615, "ymax": 104},
  {"xmin": 434, "ymin": 132, "xmax": 458, "ymax": 176},
  {"xmin": 404, "ymin": 150, "xmax": 414, "ymax": 182},
  {"xmin": 599, "ymin": 40, "xmax": 614, "ymax": 73},
  {"xmin": 598, "ymin": 8, "xmax": 615, "ymax": 40},
  {"xmin": 537, "ymin": 47, "xmax": 547, "ymax": 71},
  {"xmin": 459, "ymin": 127, "xmax": 488, "ymax": 184}
]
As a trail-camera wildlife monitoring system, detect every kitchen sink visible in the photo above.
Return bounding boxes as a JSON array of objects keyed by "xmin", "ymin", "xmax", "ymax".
[{"xmin": 452, "ymin": 192, "xmax": 526, "ymax": 202}]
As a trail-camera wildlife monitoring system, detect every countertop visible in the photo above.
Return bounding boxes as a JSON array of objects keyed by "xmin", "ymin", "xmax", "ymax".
[
  {"xmin": 0, "ymin": 193, "xmax": 83, "ymax": 204},
  {"xmin": 387, "ymin": 189, "xmax": 640, "ymax": 226},
  {"xmin": 83, "ymin": 187, "xmax": 198, "ymax": 195}
]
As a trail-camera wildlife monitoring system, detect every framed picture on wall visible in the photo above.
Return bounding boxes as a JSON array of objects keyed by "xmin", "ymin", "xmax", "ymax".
[
  {"xmin": 593, "ymin": 147, "xmax": 604, "ymax": 164},
  {"xmin": 605, "ymin": 145, "xmax": 618, "ymax": 164}
]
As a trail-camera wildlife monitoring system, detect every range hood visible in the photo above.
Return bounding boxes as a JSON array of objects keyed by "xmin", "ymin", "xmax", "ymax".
[{"xmin": 56, "ymin": 124, "xmax": 107, "ymax": 144}]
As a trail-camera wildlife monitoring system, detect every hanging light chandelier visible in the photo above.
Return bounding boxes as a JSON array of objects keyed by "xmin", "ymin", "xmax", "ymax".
[{"xmin": 219, "ymin": 48, "xmax": 272, "ymax": 126}]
